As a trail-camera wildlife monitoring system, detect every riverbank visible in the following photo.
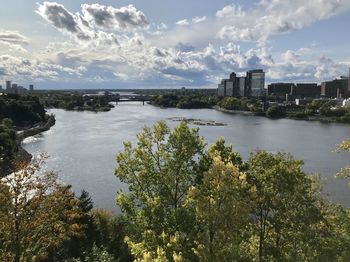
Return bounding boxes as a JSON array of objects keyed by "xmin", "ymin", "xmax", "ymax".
[
  {"xmin": 15, "ymin": 115, "xmax": 56, "ymax": 163},
  {"xmin": 214, "ymin": 105, "xmax": 350, "ymax": 124},
  {"xmin": 213, "ymin": 105, "xmax": 264, "ymax": 116},
  {"xmin": 45, "ymin": 104, "xmax": 114, "ymax": 112}
]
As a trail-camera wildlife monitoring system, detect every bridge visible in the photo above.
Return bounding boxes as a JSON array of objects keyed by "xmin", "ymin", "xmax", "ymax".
[
  {"xmin": 83, "ymin": 92, "xmax": 153, "ymax": 105},
  {"xmin": 113, "ymin": 93, "xmax": 152, "ymax": 105}
]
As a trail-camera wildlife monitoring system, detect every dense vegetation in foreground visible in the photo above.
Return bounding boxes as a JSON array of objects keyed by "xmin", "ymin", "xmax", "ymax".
[{"xmin": 2, "ymin": 121, "xmax": 350, "ymax": 261}]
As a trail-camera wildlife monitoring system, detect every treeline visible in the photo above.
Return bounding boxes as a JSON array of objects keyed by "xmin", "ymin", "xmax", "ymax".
[
  {"xmin": 0, "ymin": 119, "xmax": 18, "ymax": 175},
  {"xmin": 0, "ymin": 94, "xmax": 46, "ymax": 127},
  {"xmin": 150, "ymin": 95, "xmax": 265, "ymax": 112},
  {"xmin": 218, "ymin": 97, "xmax": 264, "ymax": 114},
  {"xmin": 3, "ymin": 122, "xmax": 350, "ymax": 261},
  {"xmin": 150, "ymin": 94, "xmax": 219, "ymax": 109},
  {"xmin": 0, "ymin": 94, "xmax": 50, "ymax": 176},
  {"xmin": 36, "ymin": 92, "xmax": 114, "ymax": 112},
  {"xmin": 150, "ymin": 92, "xmax": 350, "ymax": 123},
  {"xmin": 288, "ymin": 100, "xmax": 350, "ymax": 122},
  {"xmin": 136, "ymin": 88, "xmax": 217, "ymax": 97}
]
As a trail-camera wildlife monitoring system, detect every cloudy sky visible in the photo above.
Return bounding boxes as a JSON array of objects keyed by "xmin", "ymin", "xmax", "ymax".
[{"xmin": 0, "ymin": 0, "xmax": 350, "ymax": 89}]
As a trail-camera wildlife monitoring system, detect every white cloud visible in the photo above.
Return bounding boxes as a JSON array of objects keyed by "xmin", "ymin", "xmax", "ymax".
[
  {"xmin": 176, "ymin": 19, "xmax": 189, "ymax": 26},
  {"xmin": 157, "ymin": 23, "xmax": 168, "ymax": 30},
  {"xmin": 0, "ymin": 29, "xmax": 29, "ymax": 53},
  {"xmin": 216, "ymin": 0, "xmax": 350, "ymax": 43},
  {"xmin": 0, "ymin": 30, "xmax": 29, "ymax": 45},
  {"xmin": 192, "ymin": 16, "xmax": 207, "ymax": 24},
  {"xmin": 1, "ymin": 1, "xmax": 349, "ymax": 88},
  {"xmin": 0, "ymin": 54, "xmax": 86, "ymax": 81},
  {"xmin": 216, "ymin": 4, "xmax": 245, "ymax": 19}
]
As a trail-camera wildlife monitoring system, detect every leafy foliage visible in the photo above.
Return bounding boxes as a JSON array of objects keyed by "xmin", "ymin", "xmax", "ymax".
[
  {"xmin": 151, "ymin": 94, "xmax": 217, "ymax": 109},
  {"xmin": 0, "ymin": 94, "xmax": 46, "ymax": 127},
  {"xmin": 0, "ymin": 159, "xmax": 84, "ymax": 262},
  {"xmin": 0, "ymin": 118, "xmax": 18, "ymax": 175},
  {"xmin": 187, "ymin": 152, "xmax": 252, "ymax": 261},
  {"xmin": 265, "ymin": 105, "xmax": 286, "ymax": 118},
  {"xmin": 115, "ymin": 121, "xmax": 205, "ymax": 260},
  {"xmin": 37, "ymin": 92, "xmax": 114, "ymax": 112},
  {"xmin": 115, "ymin": 121, "xmax": 350, "ymax": 261}
]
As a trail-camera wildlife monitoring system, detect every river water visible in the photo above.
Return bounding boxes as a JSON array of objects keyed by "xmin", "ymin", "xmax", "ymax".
[{"xmin": 22, "ymin": 103, "xmax": 350, "ymax": 212}]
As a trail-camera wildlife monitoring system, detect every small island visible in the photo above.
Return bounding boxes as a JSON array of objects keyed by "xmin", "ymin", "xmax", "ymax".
[{"xmin": 168, "ymin": 117, "xmax": 227, "ymax": 126}]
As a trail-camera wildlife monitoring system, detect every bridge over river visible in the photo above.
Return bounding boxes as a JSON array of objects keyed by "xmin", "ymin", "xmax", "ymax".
[
  {"xmin": 84, "ymin": 92, "xmax": 153, "ymax": 105},
  {"xmin": 114, "ymin": 93, "xmax": 152, "ymax": 105}
]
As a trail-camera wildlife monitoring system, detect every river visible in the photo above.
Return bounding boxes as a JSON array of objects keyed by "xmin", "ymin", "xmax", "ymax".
[{"xmin": 22, "ymin": 103, "xmax": 350, "ymax": 212}]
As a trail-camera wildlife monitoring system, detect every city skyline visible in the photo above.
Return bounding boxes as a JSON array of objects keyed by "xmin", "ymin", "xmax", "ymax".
[{"xmin": 0, "ymin": 1, "xmax": 350, "ymax": 89}]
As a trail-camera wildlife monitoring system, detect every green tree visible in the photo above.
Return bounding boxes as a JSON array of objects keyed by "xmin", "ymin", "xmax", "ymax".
[
  {"xmin": 245, "ymin": 151, "xmax": 323, "ymax": 261},
  {"xmin": 266, "ymin": 105, "xmax": 285, "ymax": 118},
  {"xmin": 0, "ymin": 118, "xmax": 18, "ymax": 175},
  {"xmin": 57, "ymin": 190, "xmax": 96, "ymax": 261},
  {"xmin": 336, "ymin": 139, "xmax": 350, "ymax": 180},
  {"xmin": 115, "ymin": 121, "xmax": 205, "ymax": 261},
  {"xmin": 91, "ymin": 209, "xmax": 132, "ymax": 261}
]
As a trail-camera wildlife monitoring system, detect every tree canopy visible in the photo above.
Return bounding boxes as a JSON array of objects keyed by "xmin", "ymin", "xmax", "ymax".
[{"xmin": 115, "ymin": 121, "xmax": 349, "ymax": 261}]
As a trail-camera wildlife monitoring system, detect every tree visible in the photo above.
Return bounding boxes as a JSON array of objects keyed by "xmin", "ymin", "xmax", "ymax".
[
  {"xmin": 0, "ymin": 159, "xmax": 84, "ymax": 262},
  {"xmin": 0, "ymin": 118, "xmax": 18, "ymax": 175},
  {"xmin": 115, "ymin": 121, "xmax": 205, "ymax": 261},
  {"xmin": 58, "ymin": 190, "xmax": 96, "ymax": 260},
  {"xmin": 187, "ymin": 151, "xmax": 252, "ymax": 261},
  {"xmin": 245, "ymin": 151, "xmax": 323, "ymax": 261},
  {"xmin": 336, "ymin": 139, "xmax": 350, "ymax": 180},
  {"xmin": 265, "ymin": 106, "xmax": 285, "ymax": 118},
  {"xmin": 91, "ymin": 209, "xmax": 132, "ymax": 262},
  {"xmin": 115, "ymin": 122, "xmax": 347, "ymax": 261}
]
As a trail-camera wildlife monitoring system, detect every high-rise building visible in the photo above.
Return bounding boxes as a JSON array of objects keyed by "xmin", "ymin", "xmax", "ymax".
[
  {"xmin": 0, "ymin": 85, "xmax": 2, "ymax": 91},
  {"xmin": 217, "ymin": 73, "xmax": 242, "ymax": 97},
  {"xmin": 218, "ymin": 79, "xmax": 226, "ymax": 96},
  {"xmin": 217, "ymin": 69, "xmax": 265, "ymax": 98},
  {"xmin": 11, "ymin": 83, "xmax": 18, "ymax": 94},
  {"xmin": 224, "ymin": 72, "xmax": 236, "ymax": 97},
  {"xmin": 29, "ymin": 84, "xmax": 34, "ymax": 91},
  {"xmin": 246, "ymin": 69, "xmax": 265, "ymax": 97},
  {"xmin": 6, "ymin": 81, "xmax": 11, "ymax": 90},
  {"xmin": 238, "ymin": 77, "xmax": 246, "ymax": 97}
]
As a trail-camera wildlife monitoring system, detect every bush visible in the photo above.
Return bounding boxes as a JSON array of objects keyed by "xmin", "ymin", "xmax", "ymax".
[{"xmin": 266, "ymin": 105, "xmax": 285, "ymax": 118}]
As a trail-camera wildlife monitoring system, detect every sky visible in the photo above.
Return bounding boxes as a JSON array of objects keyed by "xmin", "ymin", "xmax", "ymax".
[{"xmin": 0, "ymin": 0, "xmax": 350, "ymax": 89}]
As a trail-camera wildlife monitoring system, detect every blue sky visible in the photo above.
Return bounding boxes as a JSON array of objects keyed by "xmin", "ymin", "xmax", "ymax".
[{"xmin": 0, "ymin": 0, "xmax": 350, "ymax": 89}]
